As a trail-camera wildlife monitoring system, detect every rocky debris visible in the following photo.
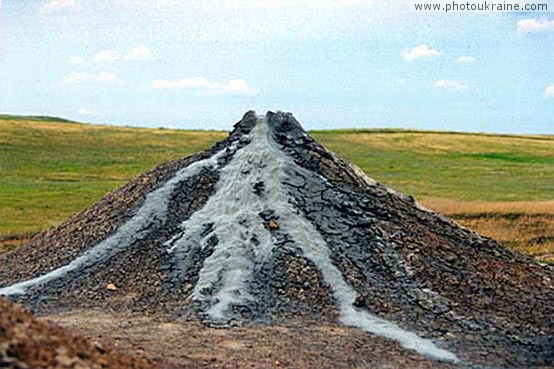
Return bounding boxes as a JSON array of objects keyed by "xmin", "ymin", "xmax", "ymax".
[
  {"xmin": 0, "ymin": 298, "xmax": 155, "ymax": 369},
  {"xmin": 267, "ymin": 220, "xmax": 280, "ymax": 231},
  {"xmin": 0, "ymin": 111, "xmax": 553, "ymax": 368}
]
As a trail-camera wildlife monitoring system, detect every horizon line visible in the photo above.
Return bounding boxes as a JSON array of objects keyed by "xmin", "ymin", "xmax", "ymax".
[{"xmin": 1, "ymin": 113, "xmax": 553, "ymax": 138}]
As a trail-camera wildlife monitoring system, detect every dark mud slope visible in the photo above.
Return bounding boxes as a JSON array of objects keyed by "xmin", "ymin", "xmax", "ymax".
[{"xmin": 1, "ymin": 111, "xmax": 553, "ymax": 368}]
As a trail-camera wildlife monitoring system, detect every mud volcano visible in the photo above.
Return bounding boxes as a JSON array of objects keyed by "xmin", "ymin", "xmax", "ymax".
[{"xmin": 1, "ymin": 111, "xmax": 553, "ymax": 368}]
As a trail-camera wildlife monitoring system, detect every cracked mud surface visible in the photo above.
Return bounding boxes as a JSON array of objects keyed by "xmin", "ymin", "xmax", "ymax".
[{"xmin": 1, "ymin": 111, "xmax": 553, "ymax": 368}]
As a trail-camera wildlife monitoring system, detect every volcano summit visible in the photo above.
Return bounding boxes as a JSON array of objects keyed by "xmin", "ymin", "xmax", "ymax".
[{"xmin": 1, "ymin": 111, "xmax": 553, "ymax": 368}]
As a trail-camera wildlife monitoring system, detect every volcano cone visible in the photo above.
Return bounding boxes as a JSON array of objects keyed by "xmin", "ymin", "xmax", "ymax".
[{"xmin": 1, "ymin": 111, "xmax": 552, "ymax": 368}]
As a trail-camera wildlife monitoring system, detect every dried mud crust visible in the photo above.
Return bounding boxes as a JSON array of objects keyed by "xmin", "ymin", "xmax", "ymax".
[
  {"xmin": 268, "ymin": 112, "xmax": 554, "ymax": 367},
  {"xmin": 0, "ymin": 298, "xmax": 155, "ymax": 369},
  {"xmin": 46, "ymin": 309, "xmax": 460, "ymax": 369},
  {"xmin": 17, "ymin": 170, "xmax": 222, "ymax": 316},
  {"xmin": 0, "ymin": 117, "xmax": 255, "ymax": 287},
  {"xmin": 1, "ymin": 111, "xmax": 553, "ymax": 368},
  {"xmin": 0, "ymin": 116, "xmax": 255, "ymax": 315}
]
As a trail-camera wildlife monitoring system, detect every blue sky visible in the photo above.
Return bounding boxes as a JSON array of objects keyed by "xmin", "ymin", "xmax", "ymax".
[{"xmin": 0, "ymin": 0, "xmax": 553, "ymax": 133}]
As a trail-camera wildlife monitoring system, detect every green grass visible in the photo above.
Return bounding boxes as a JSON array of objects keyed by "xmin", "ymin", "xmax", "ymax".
[
  {"xmin": 1, "ymin": 115, "xmax": 553, "ymax": 239},
  {"xmin": 0, "ymin": 115, "xmax": 226, "ymax": 237},
  {"xmin": 311, "ymin": 130, "xmax": 554, "ymax": 202}
]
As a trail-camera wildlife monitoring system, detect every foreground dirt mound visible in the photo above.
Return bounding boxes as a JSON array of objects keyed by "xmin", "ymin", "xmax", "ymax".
[
  {"xmin": 1, "ymin": 111, "xmax": 553, "ymax": 368},
  {"xmin": 0, "ymin": 298, "xmax": 155, "ymax": 369}
]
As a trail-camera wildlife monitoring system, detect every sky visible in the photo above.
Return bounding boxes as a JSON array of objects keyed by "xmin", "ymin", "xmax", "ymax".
[{"xmin": 0, "ymin": 0, "xmax": 553, "ymax": 133}]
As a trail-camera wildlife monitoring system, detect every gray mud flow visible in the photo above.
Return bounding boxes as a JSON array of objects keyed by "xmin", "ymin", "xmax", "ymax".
[{"xmin": 1, "ymin": 111, "xmax": 553, "ymax": 368}]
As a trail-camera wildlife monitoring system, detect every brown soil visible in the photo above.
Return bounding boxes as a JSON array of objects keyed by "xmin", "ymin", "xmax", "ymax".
[
  {"xmin": 45, "ymin": 309, "xmax": 459, "ymax": 369},
  {"xmin": 0, "ymin": 298, "xmax": 156, "ymax": 369}
]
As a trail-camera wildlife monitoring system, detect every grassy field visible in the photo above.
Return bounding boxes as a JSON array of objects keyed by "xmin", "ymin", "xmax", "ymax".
[
  {"xmin": 0, "ymin": 116, "xmax": 226, "ymax": 239},
  {"xmin": 1, "ymin": 116, "xmax": 552, "ymax": 260},
  {"xmin": 312, "ymin": 129, "xmax": 554, "ymax": 202}
]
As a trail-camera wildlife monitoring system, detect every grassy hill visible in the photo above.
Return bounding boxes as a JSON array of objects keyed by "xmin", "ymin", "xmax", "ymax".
[{"xmin": 1, "ymin": 115, "xmax": 552, "ymax": 260}]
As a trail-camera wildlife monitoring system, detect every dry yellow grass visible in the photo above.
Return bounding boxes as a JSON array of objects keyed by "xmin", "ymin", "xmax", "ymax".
[
  {"xmin": 422, "ymin": 199, "xmax": 554, "ymax": 215},
  {"xmin": 422, "ymin": 199, "xmax": 554, "ymax": 262},
  {"xmin": 315, "ymin": 131, "xmax": 554, "ymax": 156}
]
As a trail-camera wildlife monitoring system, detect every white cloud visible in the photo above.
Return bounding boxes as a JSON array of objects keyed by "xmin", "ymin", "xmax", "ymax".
[
  {"xmin": 92, "ymin": 49, "xmax": 122, "ymax": 64},
  {"xmin": 62, "ymin": 72, "xmax": 120, "ymax": 84},
  {"xmin": 434, "ymin": 79, "xmax": 470, "ymax": 92},
  {"xmin": 145, "ymin": 77, "xmax": 257, "ymax": 96},
  {"xmin": 517, "ymin": 18, "xmax": 554, "ymax": 34},
  {"xmin": 68, "ymin": 56, "xmax": 84, "ymax": 65},
  {"xmin": 123, "ymin": 45, "xmax": 154, "ymax": 61},
  {"xmin": 77, "ymin": 108, "xmax": 97, "ymax": 116},
  {"xmin": 457, "ymin": 56, "xmax": 476, "ymax": 63},
  {"xmin": 40, "ymin": 0, "xmax": 81, "ymax": 14},
  {"xmin": 544, "ymin": 85, "xmax": 554, "ymax": 99},
  {"xmin": 403, "ymin": 44, "xmax": 440, "ymax": 61}
]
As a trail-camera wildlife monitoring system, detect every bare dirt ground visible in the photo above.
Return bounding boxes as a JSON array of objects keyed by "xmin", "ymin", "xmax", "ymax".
[
  {"xmin": 0, "ymin": 299, "xmax": 155, "ymax": 369},
  {"xmin": 45, "ymin": 309, "xmax": 460, "ymax": 369}
]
